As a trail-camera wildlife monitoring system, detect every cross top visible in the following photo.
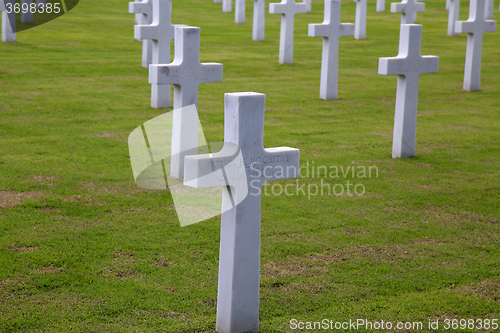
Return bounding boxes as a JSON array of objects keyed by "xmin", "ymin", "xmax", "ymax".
[
  {"xmin": 379, "ymin": 24, "xmax": 438, "ymax": 80},
  {"xmin": 1, "ymin": 0, "xmax": 16, "ymax": 43},
  {"xmin": 135, "ymin": 0, "xmax": 175, "ymax": 64},
  {"xmin": 129, "ymin": 0, "xmax": 152, "ymax": 19},
  {"xmin": 270, "ymin": 0, "xmax": 307, "ymax": 16},
  {"xmin": 455, "ymin": 0, "xmax": 496, "ymax": 35},
  {"xmin": 150, "ymin": 26, "xmax": 223, "ymax": 99},
  {"xmin": 390, "ymin": 0, "xmax": 425, "ymax": 24},
  {"xmin": 309, "ymin": 0, "xmax": 354, "ymax": 40},
  {"xmin": 0, "ymin": 1, "xmax": 6, "ymax": 11}
]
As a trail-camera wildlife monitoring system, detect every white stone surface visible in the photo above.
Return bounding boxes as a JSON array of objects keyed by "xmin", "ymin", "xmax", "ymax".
[
  {"xmin": 184, "ymin": 92, "xmax": 300, "ymax": 333},
  {"xmin": 1, "ymin": 0, "xmax": 16, "ymax": 43},
  {"xmin": 253, "ymin": 0, "xmax": 266, "ymax": 40},
  {"xmin": 354, "ymin": 0, "xmax": 367, "ymax": 39},
  {"xmin": 308, "ymin": 0, "xmax": 354, "ymax": 100},
  {"xmin": 21, "ymin": 0, "xmax": 33, "ymax": 23},
  {"xmin": 235, "ymin": 0, "xmax": 246, "ymax": 23},
  {"xmin": 304, "ymin": 0, "xmax": 312, "ymax": 12},
  {"xmin": 269, "ymin": 0, "xmax": 308, "ymax": 64},
  {"xmin": 376, "ymin": 0, "xmax": 385, "ymax": 12},
  {"xmin": 446, "ymin": 0, "xmax": 450, "ymax": 10},
  {"xmin": 150, "ymin": 26, "xmax": 223, "ymax": 178},
  {"xmin": 390, "ymin": 0, "xmax": 425, "ymax": 24},
  {"xmin": 129, "ymin": 0, "xmax": 153, "ymax": 68},
  {"xmin": 378, "ymin": 24, "xmax": 439, "ymax": 158},
  {"xmin": 455, "ymin": 0, "xmax": 496, "ymax": 91},
  {"xmin": 223, "ymin": 0, "xmax": 232, "ymax": 12},
  {"xmin": 447, "ymin": 0, "xmax": 460, "ymax": 36},
  {"xmin": 134, "ymin": 0, "xmax": 143, "ymax": 31},
  {"xmin": 485, "ymin": 0, "xmax": 494, "ymax": 19},
  {"xmin": 214, "ymin": 0, "xmax": 222, "ymax": 3}
]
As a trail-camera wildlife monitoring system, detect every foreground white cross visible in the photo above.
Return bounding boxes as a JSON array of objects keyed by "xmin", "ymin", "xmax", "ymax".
[
  {"xmin": 376, "ymin": 0, "xmax": 385, "ymax": 12},
  {"xmin": 1, "ymin": 0, "xmax": 15, "ymax": 43},
  {"xmin": 309, "ymin": 0, "xmax": 354, "ymax": 100},
  {"xmin": 150, "ymin": 26, "xmax": 223, "ymax": 178},
  {"xmin": 379, "ymin": 24, "xmax": 439, "ymax": 158},
  {"xmin": 253, "ymin": 0, "xmax": 266, "ymax": 40},
  {"xmin": 455, "ymin": 0, "xmax": 496, "ymax": 91},
  {"xmin": 184, "ymin": 92, "xmax": 300, "ymax": 333},
  {"xmin": 129, "ymin": 0, "xmax": 153, "ymax": 68},
  {"xmin": 353, "ymin": 0, "xmax": 367, "ymax": 39},
  {"xmin": 269, "ymin": 0, "xmax": 308, "ymax": 64},
  {"xmin": 135, "ymin": 0, "xmax": 184, "ymax": 108},
  {"xmin": 235, "ymin": 0, "xmax": 246, "ymax": 23},
  {"xmin": 390, "ymin": 0, "xmax": 425, "ymax": 24},
  {"xmin": 447, "ymin": 0, "xmax": 460, "ymax": 36}
]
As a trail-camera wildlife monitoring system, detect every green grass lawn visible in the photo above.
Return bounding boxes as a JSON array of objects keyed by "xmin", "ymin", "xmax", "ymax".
[{"xmin": 0, "ymin": 0, "xmax": 499, "ymax": 331}]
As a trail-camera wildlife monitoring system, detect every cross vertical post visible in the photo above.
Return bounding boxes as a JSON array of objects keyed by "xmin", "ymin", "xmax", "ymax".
[
  {"xmin": 253, "ymin": 0, "xmax": 266, "ymax": 40},
  {"xmin": 447, "ymin": 0, "xmax": 460, "ymax": 36},
  {"xmin": 184, "ymin": 92, "xmax": 300, "ymax": 333},
  {"xmin": 223, "ymin": 0, "xmax": 232, "ymax": 12},
  {"xmin": 235, "ymin": 0, "xmax": 246, "ymax": 23},
  {"xmin": 455, "ymin": 0, "xmax": 496, "ymax": 91},
  {"xmin": 21, "ymin": 0, "xmax": 33, "ymax": 23},
  {"xmin": 378, "ymin": 24, "xmax": 439, "ymax": 158},
  {"xmin": 354, "ymin": 0, "xmax": 367, "ymax": 39},
  {"xmin": 376, "ymin": 0, "xmax": 385, "ymax": 12},
  {"xmin": 150, "ymin": 26, "xmax": 223, "ymax": 178},
  {"xmin": 308, "ymin": 0, "xmax": 354, "ymax": 100},
  {"xmin": 269, "ymin": 0, "xmax": 308, "ymax": 64},
  {"xmin": 1, "ymin": 0, "xmax": 16, "ymax": 43}
]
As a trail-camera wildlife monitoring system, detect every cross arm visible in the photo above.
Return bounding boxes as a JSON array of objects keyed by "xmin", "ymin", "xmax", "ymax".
[
  {"xmin": 256, "ymin": 147, "xmax": 300, "ymax": 183},
  {"xmin": 149, "ymin": 64, "xmax": 183, "ymax": 85},
  {"xmin": 184, "ymin": 143, "xmax": 244, "ymax": 189},
  {"xmin": 129, "ymin": 1, "xmax": 151, "ymax": 15},
  {"xmin": 308, "ymin": 24, "xmax": 330, "ymax": 38},
  {"xmin": 134, "ymin": 24, "xmax": 158, "ymax": 41},
  {"xmin": 199, "ymin": 63, "xmax": 224, "ymax": 84},
  {"xmin": 269, "ymin": 3, "xmax": 284, "ymax": 14},
  {"xmin": 455, "ymin": 20, "xmax": 496, "ymax": 33}
]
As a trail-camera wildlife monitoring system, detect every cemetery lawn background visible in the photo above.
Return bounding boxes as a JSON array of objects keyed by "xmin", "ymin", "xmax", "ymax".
[{"xmin": 0, "ymin": 0, "xmax": 499, "ymax": 331}]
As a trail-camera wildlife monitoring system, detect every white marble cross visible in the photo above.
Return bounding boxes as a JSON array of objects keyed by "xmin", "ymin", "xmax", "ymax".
[
  {"xmin": 235, "ymin": 0, "xmax": 246, "ymax": 23},
  {"xmin": 1, "ymin": 0, "xmax": 16, "ymax": 43},
  {"xmin": 129, "ymin": 0, "xmax": 153, "ymax": 69},
  {"xmin": 354, "ymin": 0, "xmax": 367, "ymax": 39},
  {"xmin": 184, "ymin": 92, "xmax": 300, "ymax": 333},
  {"xmin": 376, "ymin": 0, "xmax": 385, "ymax": 12},
  {"xmin": 447, "ymin": 0, "xmax": 460, "ymax": 36},
  {"xmin": 390, "ymin": 0, "xmax": 425, "ymax": 24},
  {"xmin": 223, "ymin": 0, "xmax": 232, "ymax": 12},
  {"xmin": 135, "ymin": 0, "xmax": 184, "ymax": 109},
  {"xmin": 214, "ymin": 0, "xmax": 222, "ymax": 3},
  {"xmin": 378, "ymin": 24, "xmax": 439, "ymax": 158},
  {"xmin": 150, "ymin": 26, "xmax": 223, "ymax": 178},
  {"xmin": 455, "ymin": 0, "xmax": 496, "ymax": 91},
  {"xmin": 309, "ymin": 0, "xmax": 354, "ymax": 100},
  {"xmin": 269, "ymin": 0, "xmax": 308, "ymax": 64},
  {"xmin": 253, "ymin": 0, "xmax": 266, "ymax": 40}
]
